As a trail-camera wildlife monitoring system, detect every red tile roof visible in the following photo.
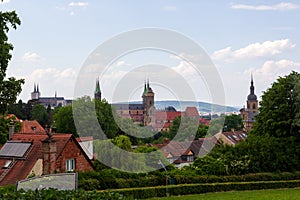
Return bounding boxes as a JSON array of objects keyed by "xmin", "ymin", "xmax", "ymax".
[
  {"xmin": 185, "ymin": 107, "xmax": 199, "ymax": 118},
  {"xmin": 0, "ymin": 133, "xmax": 74, "ymax": 186},
  {"xmin": 221, "ymin": 130, "xmax": 247, "ymax": 145},
  {"xmin": 19, "ymin": 120, "xmax": 46, "ymax": 134}
]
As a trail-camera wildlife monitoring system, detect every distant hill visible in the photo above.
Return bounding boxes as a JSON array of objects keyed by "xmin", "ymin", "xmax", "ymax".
[{"xmin": 120, "ymin": 100, "xmax": 239, "ymax": 114}]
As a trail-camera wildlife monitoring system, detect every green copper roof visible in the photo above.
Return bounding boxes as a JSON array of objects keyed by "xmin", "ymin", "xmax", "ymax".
[{"xmin": 95, "ymin": 79, "xmax": 101, "ymax": 93}]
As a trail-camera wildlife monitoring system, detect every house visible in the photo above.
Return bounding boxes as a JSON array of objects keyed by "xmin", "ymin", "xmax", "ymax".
[
  {"xmin": 153, "ymin": 136, "xmax": 219, "ymax": 167},
  {"xmin": 155, "ymin": 110, "xmax": 183, "ymax": 132},
  {"xmin": 0, "ymin": 121, "xmax": 94, "ymax": 186},
  {"xmin": 215, "ymin": 129, "xmax": 247, "ymax": 146}
]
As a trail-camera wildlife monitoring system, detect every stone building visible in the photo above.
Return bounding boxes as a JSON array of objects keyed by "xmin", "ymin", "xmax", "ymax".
[{"xmin": 240, "ymin": 75, "xmax": 259, "ymax": 131}]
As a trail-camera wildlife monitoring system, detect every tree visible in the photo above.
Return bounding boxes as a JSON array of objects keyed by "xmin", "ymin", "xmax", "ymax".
[
  {"xmin": 0, "ymin": 11, "xmax": 24, "ymax": 114},
  {"xmin": 53, "ymin": 105, "xmax": 77, "ymax": 136},
  {"xmin": 31, "ymin": 104, "xmax": 49, "ymax": 127},
  {"xmin": 167, "ymin": 116, "xmax": 198, "ymax": 141},
  {"xmin": 0, "ymin": 115, "xmax": 22, "ymax": 144},
  {"xmin": 252, "ymin": 71, "xmax": 300, "ymax": 137},
  {"xmin": 223, "ymin": 114, "xmax": 243, "ymax": 132}
]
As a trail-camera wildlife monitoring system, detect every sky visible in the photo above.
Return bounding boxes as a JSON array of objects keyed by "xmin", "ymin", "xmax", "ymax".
[{"xmin": 1, "ymin": 0, "xmax": 300, "ymax": 107}]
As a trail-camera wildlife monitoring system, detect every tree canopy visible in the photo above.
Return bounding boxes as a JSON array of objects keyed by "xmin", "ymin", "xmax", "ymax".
[
  {"xmin": 252, "ymin": 71, "xmax": 300, "ymax": 137},
  {"xmin": 0, "ymin": 11, "xmax": 24, "ymax": 114}
]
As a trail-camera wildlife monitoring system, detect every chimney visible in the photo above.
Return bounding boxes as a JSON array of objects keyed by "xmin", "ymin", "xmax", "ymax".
[
  {"xmin": 8, "ymin": 121, "xmax": 15, "ymax": 140},
  {"xmin": 42, "ymin": 137, "xmax": 57, "ymax": 174}
]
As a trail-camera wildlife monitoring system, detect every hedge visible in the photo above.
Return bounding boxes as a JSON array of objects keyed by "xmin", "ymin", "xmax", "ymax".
[
  {"xmin": 108, "ymin": 180, "xmax": 300, "ymax": 199},
  {"xmin": 78, "ymin": 171, "xmax": 300, "ymax": 190}
]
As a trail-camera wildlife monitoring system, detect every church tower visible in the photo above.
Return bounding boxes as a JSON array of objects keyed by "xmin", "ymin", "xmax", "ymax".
[
  {"xmin": 240, "ymin": 74, "xmax": 258, "ymax": 131},
  {"xmin": 94, "ymin": 78, "xmax": 102, "ymax": 100},
  {"xmin": 247, "ymin": 74, "xmax": 258, "ymax": 112},
  {"xmin": 142, "ymin": 80, "xmax": 155, "ymax": 126},
  {"xmin": 31, "ymin": 83, "xmax": 41, "ymax": 100}
]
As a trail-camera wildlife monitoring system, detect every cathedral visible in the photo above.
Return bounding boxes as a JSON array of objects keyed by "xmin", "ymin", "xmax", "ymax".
[
  {"xmin": 240, "ymin": 75, "xmax": 259, "ymax": 132},
  {"xmin": 30, "ymin": 83, "xmax": 72, "ymax": 108},
  {"xmin": 111, "ymin": 80, "xmax": 156, "ymax": 126}
]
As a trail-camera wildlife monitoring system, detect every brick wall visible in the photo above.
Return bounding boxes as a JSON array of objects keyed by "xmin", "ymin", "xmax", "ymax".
[{"xmin": 56, "ymin": 138, "xmax": 94, "ymax": 173}]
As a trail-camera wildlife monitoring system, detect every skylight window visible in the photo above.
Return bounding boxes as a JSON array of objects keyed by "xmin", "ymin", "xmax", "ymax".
[{"xmin": 3, "ymin": 160, "xmax": 12, "ymax": 169}]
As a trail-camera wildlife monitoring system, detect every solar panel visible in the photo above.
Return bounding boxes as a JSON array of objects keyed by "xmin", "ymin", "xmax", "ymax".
[{"xmin": 0, "ymin": 141, "xmax": 31, "ymax": 158}]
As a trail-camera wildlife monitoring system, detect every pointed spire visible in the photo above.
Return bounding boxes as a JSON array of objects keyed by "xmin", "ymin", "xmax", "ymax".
[
  {"xmin": 95, "ymin": 78, "xmax": 101, "ymax": 93},
  {"xmin": 94, "ymin": 77, "xmax": 102, "ymax": 99},
  {"xmin": 250, "ymin": 73, "xmax": 254, "ymax": 95},
  {"xmin": 34, "ymin": 83, "xmax": 36, "ymax": 93},
  {"xmin": 37, "ymin": 84, "xmax": 39, "ymax": 93},
  {"xmin": 55, "ymin": 91, "xmax": 57, "ymax": 98},
  {"xmin": 247, "ymin": 73, "xmax": 257, "ymax": 100},
  {"xmin": 143, "ymin": 80, "xmax": 147, "ymax": 94},
  {"xmin": 147, "ymin": 78, "xmax": 150, "ymax": 89}
]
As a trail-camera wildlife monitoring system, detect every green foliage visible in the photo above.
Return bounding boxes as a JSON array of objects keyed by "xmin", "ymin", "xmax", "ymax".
[
  {"xmin": 195, "ymin": 125, "xmax": 209, "ymax": 139},
  {"xmin": 223, "ymin": 114, "xmax": 243, "ymax": 132},
  {"xmin": 167, "ymin": 116, "xmax": 200, "ymax": 141},
  {"xmin": 253, "ymin": 71, "xmax": 300, "ymax": 137},
  {"xmin": 0, "ymin": 11, "xmax": 24, "ymax": 114},
  {"xmin": 0, "ymin": 115, "xmax": 21, "ymax": 144},
  {"xmin": 110, "ymin": 180, "xmax": 300, "ymax": 199},
  {"xmin": 191, "ymin": 155, "xmax": 227, "ymax": 176},
  {"xmin": 0, "ymin": 188, "xmax": 126, "ymax": 200},
  {"xmin": 53, "ymin": 105, "xmax": 77, "ymax": 136},
  {"xmin": 112, "ymin": 135, "xmax": 132, "ymax": 151},
  {"xmin": 30, "ymin": 104, "xmax": 49, "ymax": 127}
]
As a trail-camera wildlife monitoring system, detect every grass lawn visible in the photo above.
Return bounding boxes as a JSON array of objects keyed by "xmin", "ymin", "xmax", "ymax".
[{"xmin": 149, "ymin": 187, "xmax": 300, "ymax": 200}]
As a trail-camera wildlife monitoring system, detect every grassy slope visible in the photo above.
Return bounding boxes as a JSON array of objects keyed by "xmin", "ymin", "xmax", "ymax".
[{"xmin": 149, "ymin": 187, "xmax": 300, "ymax": 200}]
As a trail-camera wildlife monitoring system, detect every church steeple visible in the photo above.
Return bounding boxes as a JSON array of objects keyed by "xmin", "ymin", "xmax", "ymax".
[
  {"xmin": 94, "ymin": 78, "xmax": 101, "ymax": 100},
  {"xmin": 142, "ymin": 79, "xmax": 155, "ymax": 126},
  {"xmin": 34, "ymin": 83, "xmax": 36, "ymax": 93},
  {"xmin": 31, "ymin": 83, "xmax": 41, "ymax": 100},
  {"xmin": 247, "ymin": 73, "xmax": 257, "ymax": 101}
]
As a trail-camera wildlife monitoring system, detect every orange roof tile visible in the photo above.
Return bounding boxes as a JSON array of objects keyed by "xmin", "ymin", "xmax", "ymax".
[{"xmin": 19, "ymin": 120, "xmax": 46, "ymax": 134}]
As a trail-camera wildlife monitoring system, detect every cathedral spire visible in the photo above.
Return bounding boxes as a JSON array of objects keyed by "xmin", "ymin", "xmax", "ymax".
[
  {"xmin": 34, "ymin": 83, "xmax": 36, "ymax": 93},
  {"xmin": 143, "ymin": 80, "xmax": 147, "ymax": 95},
  {"xmin": 94, "ymin": 78, "xmax": 101, "ymax": 99}
]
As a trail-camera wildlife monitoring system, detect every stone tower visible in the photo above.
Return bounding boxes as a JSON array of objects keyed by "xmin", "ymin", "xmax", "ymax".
[
  {"xmin": 31, "ymin": 83, "xmax": 41, "ymax": 100},
  {"xmin": 94, "ymin": 78, "xmax": 102, "ymax": 100},
  {"xmin": 142, "ymin": 80, "xmax": 155, "ymax": 126},
  {"xmin": 240, "ymin": 74, "xmax": 258, "ymax": 131}
]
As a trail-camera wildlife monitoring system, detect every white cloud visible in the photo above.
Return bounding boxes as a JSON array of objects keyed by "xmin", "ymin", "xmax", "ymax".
[
  {"xmin": 164, "ymin": 5, "xmax": 177, "ymax": 11},
  {"xmin": 68, "ymin": 2, "xmax": 88, "ymax": 7},
  {"xmin": 116, "ymin": 61, "xmax": 125, "ymax": 67},
  {"xmin": 0, "ymin": 0, "xmax": 10, "ymax": 4},
  {"xmin": 20, "ymin": 67, "xmax": 78, "ymax": 100},
  {"xmin": 231, "ymin": 2, "xmax": 300, "ymax": 11},
  {"xmin": 244, "ymin": 59, "xmax": 300, "ymax": 82},
  {"xmin": 70, "ymin": 11, "xmax": 75, "ymax": 16},
  {"xmin": 212, "ymin": 39, "xmax": 296, "ymax": 62},
  {"xmin": 22, "ymin": 52, "xmax": 42, "ymax": 62},
  {"xmin": 55, "ymin": 6, "xmax": 65, "ymax": 11}
]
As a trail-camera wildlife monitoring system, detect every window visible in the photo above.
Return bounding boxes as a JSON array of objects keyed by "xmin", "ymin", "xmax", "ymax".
[
  {"xmin": 187, "ymin": 156, "xmax": 194, "ymax": 162},
  {"xmin": 2, "ymin": 160, "xmax": 12, "ymax": 169},
  {"xmin": 66, "ymin": 159, "xmax": 75, "ymax": 172}
]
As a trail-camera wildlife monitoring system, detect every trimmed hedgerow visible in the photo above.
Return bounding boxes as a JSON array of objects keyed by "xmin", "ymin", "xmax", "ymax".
[
  {"xmin": 78, "ymin": 171, "xmax": 300, "ymax": 190},
  {"xmin": 109, "ymin": 180, "xmax": 300, "ymax": 199}
]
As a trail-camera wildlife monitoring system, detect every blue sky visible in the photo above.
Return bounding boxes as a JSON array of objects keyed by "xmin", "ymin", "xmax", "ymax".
[{"xmin": 1, "ymin": 0, "xmax": 300, "ymax": 106}]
